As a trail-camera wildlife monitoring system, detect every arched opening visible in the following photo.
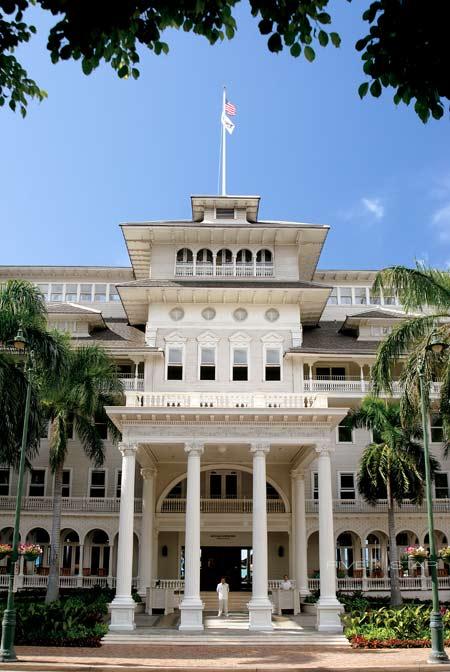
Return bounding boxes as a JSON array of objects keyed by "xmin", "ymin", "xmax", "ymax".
[
  {"xmin": 363, "ymin": 531, "xmax": 389, "ymax": 577},
  {"xmin": 236, "ymin": 249, "xmax": 253, "ymax": 276},
  {"xmin": 84, "ymin": 529, "xmax": 110, "ymax": 577},
  {"xmin": 256, "ymin": 249, "xmax": 272, "ymax": 263},
  {"xmin": 216, "ymin": 248, "xmax": 233, "ymax": 276},
  {"xmin": 396, "ymin": 530, "xmax": 420, "ymax": 576},
  {"xmin": 60, "ymin": 529, "xmax": 80, "ymax": 576},
  {"xmin": 0, "ymin": 527, "xmax": 15, "ymax": 574},
  {"xmin": 176, "ymin": 248, "xmax": 193, "ymax": 264},
  {"xmin": 425, "ymin": 530, "xmax": 448, "ymax": 576},
  {"xmin": 196, "ymin": 249, "xmax": 213, "ymax": 275},
  {"xmin": 336, "ymin": 531, "xmax": 361, "ymax": 577},
  {"xmin": 26, "ymin": 528, "xmax": 50, "ymax": 574}
]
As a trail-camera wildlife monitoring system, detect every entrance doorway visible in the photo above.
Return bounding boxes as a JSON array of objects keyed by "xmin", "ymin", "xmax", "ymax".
[{"xmin": 200, "ymin": 546, "xmax": 252, "ymax": 591}]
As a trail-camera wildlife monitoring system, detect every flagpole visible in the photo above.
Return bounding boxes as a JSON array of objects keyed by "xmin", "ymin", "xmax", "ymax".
[{"xmin": 221, "ymin": 87, "xmax": 226, "ymax": 196}]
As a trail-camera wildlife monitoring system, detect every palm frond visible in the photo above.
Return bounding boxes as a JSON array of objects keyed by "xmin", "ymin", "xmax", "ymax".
[
  {"xmin": 74, "ymin": 415, "xmax": 105, "ymax": 468},
  {"xmin": 374, "ymin": 263, "xmax": 450, "ymax": 313},
  {"xmin": 48, "ymin": 414, "xmax": 69, "ymax": 472}
]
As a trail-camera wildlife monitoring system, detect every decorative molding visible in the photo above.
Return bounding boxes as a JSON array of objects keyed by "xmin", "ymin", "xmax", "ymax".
[
  {"xmin": 184, "ymin": 441, "xmax": 204, "ymax": 456},
  {"xmin": 260, "ymin": 332, "xmax": 284, "ymax": 344},
  {"xmin": 228, "ymin": 331, "xmax": 252, "ymax": 343},
  {"xmin": 250, "ymin": 442, "xmax": 271, "ymax": 456},
  {"xmin": 140, "ymin": 467, "xmax": 157, "ymax": 479},
  {"xmin": 164, "ymin": 331, "xmax": 187, "ymax": 343},
  {"xmin": 119, "ymin": 443, "xmax": 138, "ymax": 458},
  {"xmin": 196, "ymin": 330, "xmax": 220, "ymax": 344}
]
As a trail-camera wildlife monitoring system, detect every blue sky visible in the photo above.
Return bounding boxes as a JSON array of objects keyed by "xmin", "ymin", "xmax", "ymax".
[{"xmin": 0, "ymin": 3, "xmax": 449, "ymax": 270}]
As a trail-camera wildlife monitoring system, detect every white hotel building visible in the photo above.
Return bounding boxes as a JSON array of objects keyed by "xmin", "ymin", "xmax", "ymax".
[{"xmin": 0, "ymin": 194, "xmax": 448, "ymax": 632}]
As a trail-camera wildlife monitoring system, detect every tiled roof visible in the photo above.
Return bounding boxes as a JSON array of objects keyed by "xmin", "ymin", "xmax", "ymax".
[
  {"xmin": 344, "ymin": 309, "xmax": 406, "ymax": 320},
  {"xmin": 47, "ymin": 302, "xmax": 102, "ymax": 315},
  {"xmin": 71, "ymin": 319, "xmax": 159, "ymax": 352},
  {"xmin": 289, "ymin": 321, "xmax": 379, "ymax": 355}
]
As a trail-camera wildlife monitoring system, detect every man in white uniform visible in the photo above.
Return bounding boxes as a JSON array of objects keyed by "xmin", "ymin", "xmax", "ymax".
[
  {"xmin": 281, "ymin": 574, "xmax": 292, "ymax": 590},
  {"xmin": 216, "ymin": 577, "xmax": 230, "ymax": 617}
]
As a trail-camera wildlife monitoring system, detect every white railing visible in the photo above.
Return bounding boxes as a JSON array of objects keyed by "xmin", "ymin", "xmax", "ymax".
[
  {"xmin": 0, "ymin": 496, "xmax": 142, "ymax": 513},
  {"xmin": 152, "ymin": 579, "xmax": 185, "ymax": 589},
  {"xmin": 175, "ymin": 263, "xmax": 273, "ymax": 278},
  {"xmin": 308, "ymin": 577, "xmax": 450, "ymax": 592},
  {"xmin": 305, "ymin": 498, "xmax": 450, "ymax": 513},
  {"xmin": 268, "ymin": 579, "xmax": 297, "ymax": 589},
  {"xmin": 126, "ymin": 391, "xmax": 328, "ymax": 409},
  {"xmin": 304, "ymin": 379, "xmax": 441, "ymax": 397},
  {"xmin": 119, "ymin": 374, "xmax": 144, "ymax": 392},
  {"xmin": 4, "ymin": 575, "xmax": 125, "ymax": 589},
  {"xmin": 160, "ymin": 498, "xmax": 286, "ymax": 514}
]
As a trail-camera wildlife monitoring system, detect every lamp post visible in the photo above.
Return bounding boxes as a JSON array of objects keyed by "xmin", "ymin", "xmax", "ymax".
[
  {"xmin": 0, "ymin": 329, "xmax": 32, "ymax": 662},
  {"xmin": 419, "ymin": 337, "xmax": 449, "ymax": 664}
]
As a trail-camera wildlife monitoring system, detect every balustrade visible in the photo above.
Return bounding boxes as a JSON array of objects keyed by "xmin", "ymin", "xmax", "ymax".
[
  {"xmin": 305, "ymin": 498, "xmax": 450, "ymax": 513},
  {"xmin": 0, "ymin": 496, "xmax": 142, "ymax": 513},
  {"xmin": 175, "ymin": 262, "xmax": 273, "ymax": 278},
  {"xmin": 160, "ymin": 498, "xmax": 285, "ymax": 513},
  {"xmin": 126, "ymin": 391, "xmax": 328, "ymax": 409}
]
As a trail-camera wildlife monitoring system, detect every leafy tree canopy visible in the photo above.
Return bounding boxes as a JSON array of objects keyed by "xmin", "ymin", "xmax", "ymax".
[{"xmin": 0, "ymin": 0, "xmax": 448, "ymax": 122}]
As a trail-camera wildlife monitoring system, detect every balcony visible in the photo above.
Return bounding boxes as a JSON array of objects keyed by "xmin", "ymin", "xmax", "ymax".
[
  {"xmin": 119, "ymin": 373, "xmax": 144, "ymax": 392},
  {"xmin": 305, "ymin": 498, "xmax": 450, "ymax": 513},
  {"xmin": 0, "ymin": 496, "xmax": 142, "ymax": 513},
  {"xmin": 160, "ymin": 498, "xmax": 286, "ymax": 514},
  {"xmin": 303, "ymin": 377, "xmax": 441, "ymax": 397},
  {"xmin": 175, "ymin": 262, "xmax": 273, "ymax": 278},
  {"xmin": 125, "ymin": 391, "xmax": 328, "ymax": 409}
]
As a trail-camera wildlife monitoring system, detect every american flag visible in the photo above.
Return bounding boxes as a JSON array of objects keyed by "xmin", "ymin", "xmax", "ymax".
[{"xmin": 225, "ymin": 100, "xmax": 236, "ymax": 116}]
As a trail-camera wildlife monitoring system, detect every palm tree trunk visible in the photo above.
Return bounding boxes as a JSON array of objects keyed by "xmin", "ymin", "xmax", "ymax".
[
  {"xmin": 387, "ymin": 477, "xmax": 403, "ymax": 606},
  {"xmin": 46, "ymin": 461, "xmax": 63, "ymax": 603}
]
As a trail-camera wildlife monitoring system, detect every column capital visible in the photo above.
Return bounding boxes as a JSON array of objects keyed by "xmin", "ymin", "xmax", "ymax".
[
  {"xmin": 315, "ymin": 441, "xmax": 334, "ymax": 457},
  {"xmin": 184, "ymin": 441, "xmax": 204, "ymax": 456},
  {"xmin": 250, "ymin": 442, "xmax": 270, "ymax": 456},
  {"xmin": 119, "ymin": 442, "xmax": 138, "ymax": 458},
  {"xmin": 141, "ymin": 466, "xmax": 157, "ymax": 479},
  {"xmin": 290, "ymin": 469, "xmax": 305, "ymax": 480}
]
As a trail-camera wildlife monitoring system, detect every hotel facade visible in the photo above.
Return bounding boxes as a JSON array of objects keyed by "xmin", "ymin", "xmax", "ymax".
[{"xmin": 0, "ymin": 195, "xmax": 448, "ymax": 632}]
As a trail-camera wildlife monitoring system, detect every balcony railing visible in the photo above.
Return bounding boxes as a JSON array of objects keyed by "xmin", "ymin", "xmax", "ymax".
[
  {"xmin": 160, "ymin": 498, "xmax": 286, "ymax": 513},
  {"xmin": 125, "ymin": 391, "xmax": 328, "ymax": 409},
  {"xmin": 305, "ymin": 498, "xmax": 450, "ymax": 513},
  {"xmin": 0, "ymin": 496, "xmax": 142, "ymax": 513},
  {"xmin": 0, "ymin": 575, "xmax": 138, "ymax": 590},
  {"xmin": 304, "ymin": 377, "xmax": 441, "ymax": 397},
  {"xmin": 175, "ymin": 262, "xmax": 273, "ymax": 278},
  {"xmin": 119, "ymin": 374, "xmax": 144, "ymax": 392},
  {"xmin": 308, "ymin": 576, "xmax": 450, "ymax": 592}
]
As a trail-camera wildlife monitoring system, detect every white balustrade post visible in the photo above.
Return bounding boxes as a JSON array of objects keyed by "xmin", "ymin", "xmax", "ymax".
[
  {"xmin": 359, "ymin": 364, "xmax": 365, "ymax": 392},
  {"xmin": 292, "ymin": 470, "xmax": 310, "ymax": 598},
  {"xmin": 248, "ymin": 443, "xmax": 273, "ymax": 631},
  {"xmin": 179, "ymin": 442, "xmax": 204, "ymax": 631},
  {"xmin": 138, "ymin": 466, "xmax": 156, "ymax": 599},
  {"xmin": 77, "ymin": 545, "xmax": 84, "ymax": 587},
  {"xmin": 109, "ymin": 443, "xmax": 138, "ymax": 631},
  {"xmin": 316, "ymin": 441, "xmax": 343, "ymax": 632}
]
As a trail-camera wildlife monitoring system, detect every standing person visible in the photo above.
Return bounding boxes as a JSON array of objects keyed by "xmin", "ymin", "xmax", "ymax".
[
  {"xmin": 281, "ymin": 574, "xmax": 292, "ymax": 590},
  {"xmin": 216, "ymin": 577, "xmax": 230, "ymax": 617}
]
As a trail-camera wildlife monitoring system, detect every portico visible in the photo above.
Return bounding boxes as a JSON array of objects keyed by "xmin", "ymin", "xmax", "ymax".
[{"xmin": 106, "ymin": 403, "xmax": 347, "ymax": 633}]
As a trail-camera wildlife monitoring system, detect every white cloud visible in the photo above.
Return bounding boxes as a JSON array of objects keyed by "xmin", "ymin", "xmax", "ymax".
[
  {"xmin": 361, "ymin": 197, "xmax": 384, "ymax": 220},
  {"xmin": 432, "ymin": 203, "xmax": 450, "ymax": 242}
]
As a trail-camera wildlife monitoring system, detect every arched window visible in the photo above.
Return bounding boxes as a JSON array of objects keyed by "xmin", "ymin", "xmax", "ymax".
[
  {"xmin": 176, "ymin": 248, "xmax": 193, "ymax": 263},
  {"xmin": 256, "ymin": 249, "xmax": 272, "ymax": 263},
  {"xmin": 196, "ymin": 249, "xmax": 213, "ymax": 275},
  {"xmin": 216, "ymin": 249, "xmax": 233, "ymax": 265},
  {"xmin": 236, "ymin": 249, "xmax": 252, "ymax": 263}
]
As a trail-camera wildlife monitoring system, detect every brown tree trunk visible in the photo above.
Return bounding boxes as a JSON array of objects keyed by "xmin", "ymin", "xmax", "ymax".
[
  {"xmin": 46, "ymin": 461, "xmax": 63, "ymax": 603},
  {"xmin": 387, "ymin": 477, "xmax": 403, "ymax": 607}
]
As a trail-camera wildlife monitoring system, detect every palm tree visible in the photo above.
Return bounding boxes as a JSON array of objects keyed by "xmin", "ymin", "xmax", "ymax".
[
  {"xmin": 372, "ymin": 263, "xmax": 450, "ymax": 443},
  {"xmin": 0, "ymin": 280, "xmax": 64, "ymax": 467},
  {"xmin": 40, "ymin": 345, "xmax": 123, "ymax": 603},
  {"xmin": 348, "ymin": 397, "xmax": 438, "ymax": 606}
]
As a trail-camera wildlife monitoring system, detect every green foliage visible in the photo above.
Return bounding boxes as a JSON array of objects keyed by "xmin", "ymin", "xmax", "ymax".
[
  {"xmin": 0, "ymin": 1, "xmax": 448, "ymax": 120},
  {"xmin": 0, "ymin": 593, "xmax": 109, "ymax": 646}
]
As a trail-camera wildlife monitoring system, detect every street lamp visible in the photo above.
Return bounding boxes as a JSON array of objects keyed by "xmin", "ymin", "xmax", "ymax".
[
  {"xmin": 419, "ymin": 336, "xmax": 449, "ymax": 664},
  {"xmin": 0, "ymin": 329, "xmax": 32, "ymax": 662}
]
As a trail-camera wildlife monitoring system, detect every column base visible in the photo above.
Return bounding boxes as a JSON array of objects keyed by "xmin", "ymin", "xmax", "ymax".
[
  {"xmin": 247, "ymin": 598, "xmax": 273, "ymax": 631},
  {"xmin": 179, "ymin": 598, "xmax": 204, "ymax": 631},
  {"xmin": 316, "ymin": 598, "xmax": 344, "ymax": 632},
  {"xmin": 109, "ymin": 596, "xmax": 136, "ymax": 632}
]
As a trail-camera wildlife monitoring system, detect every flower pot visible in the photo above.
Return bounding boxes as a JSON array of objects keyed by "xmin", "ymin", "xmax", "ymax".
[
  {"xmin": 409, "ymin": 555, "xmax": 426, "ymax": 564},
  {"xmin": 23, "ymin": 553, "xmax": 39, "ymax": 562}
]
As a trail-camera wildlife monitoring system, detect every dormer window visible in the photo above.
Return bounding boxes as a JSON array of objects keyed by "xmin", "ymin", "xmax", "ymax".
[{"xmin": 216, "ymin": 207, "xmax": 235, "ymax": 219}]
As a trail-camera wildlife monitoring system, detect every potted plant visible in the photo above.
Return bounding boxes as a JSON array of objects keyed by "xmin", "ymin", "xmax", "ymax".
[
  {"xmin": 400, "ymin": 552, "xmax": 409, "ymax": 573},
  {"xmin": 0, "ymin": 544, "xmax": 12, "ymax": 560},
  {"xmin": 439, "ymin": 547, "xmax": 450, "ymax": 567},
  {"xmin": 407, "ymin": 545, "xmax": 428, "ymax": 564},
  {"xmin": 18, "ymin": 543, "xmax": 42, "ymax": 561}
]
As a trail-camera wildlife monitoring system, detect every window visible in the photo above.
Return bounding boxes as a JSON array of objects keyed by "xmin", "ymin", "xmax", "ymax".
[
  {"xmin": 109, "ymin": 285, "xmax": 120, "ymax": 301},
  {"xmin": 50, "ymin": 283, "xmax": 63, "ymax": 302},
  {"xmin": 256, "ymin": 249, "xmax": 272, "ymax": 263},
  {"xmin": 265, "ymin": 348, "xmax": 281, "ymax": 381},
  {"xmin": 89, "ymin": 470, "xmax": 106, "ymax": 498},
  {"xmin": 431, "ymin": 415, "xmax": 444, "ymax": 443},
  {"xmin": 94, "ymin": 284, "xmax": 107, "ymax": 302},
  {"xmin": 199, "ymin": 346, "xmax": 216, "ymax": 380},
  {"xmin": 177, "ymin": 248, "xmax": 193, "ymax": 263},
  {"xmin": 382, "ymin": 288, "xmax": 396, "ymax": 305},
  {"xmin": 115, "ymin": 470, "xmax": 122, "ymax": 498},
  {"xmin": 354, "ymin": 288, "xmax": 368, "ymax": 305},
  {"xmin": 95, "ymin": 415, "xmax": 108, "ymax": 440},
  {"xmin": 232, "ymin": 348, "xmax": 248, "ymax": 381},
  {"xmin": 369, "ymin": 288, "xmax": 382, "ymax": 305},
  {"xmin": 370, "ymin": 325, "xmax": 392, "ymax": 337},
  {"xmin": 339, "ymin": 473, "xmax": 356, "ymax": 500},
  {"xmin": 216, "ymin": 207, "xmax": 235, "ymax": 219},
  {"xmin": 79, "ymin": 284, "xmax": 92, "ymax": 301},
  {"xmin": 327, "ymin": 288, "xmax": 338, "ymax": 305},
  {"xmin": 167, "ymin": 346, "xmax": 183, "ymax": 380},
  {"xmin": 339, "ymin": 287, "xmax": 352, "ymax": 305},
  {"xmin": 337, "ymin": 416, "xmax": 353, "ymax": 443},
  {"xmin": 0, "ymin": 468, "xmax": 10, "ymax": 496},
  {"xmin": 236, "ymin": 249, "xmax": 252, "ymax": 263},
  {"xmin": 64, "ymin": 284, "xmax": 78, "ymax": 302},
  {"xmin": 316, "ymin": 366, "xmax": 346, "ymax": 380},
  {"xmin": 435, "ymin": 473, "xmax": 449, "ymax": 499},
  {"xmin": 208, "ymin": 471, "xmax": 239, "ymax": 498},
  {"xmin": 312, "ymin": 472, "xmax": 318, "ymax": 500},
  {"xmin": 61, "ymin": 470, "xmax": 71, "ymax": 497},
  {"xmin": 36, "ymin": 283, "xmax": 49, "ymax": 300},
  {"xmin": 29, "ymin": 469, "xmax": 46, "ymax": 497}
]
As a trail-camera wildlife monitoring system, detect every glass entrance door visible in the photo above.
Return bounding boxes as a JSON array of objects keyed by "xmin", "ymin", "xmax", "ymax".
[{"xmin": 198, "ymin": 546, "xmax": 252, "ymax": 591}]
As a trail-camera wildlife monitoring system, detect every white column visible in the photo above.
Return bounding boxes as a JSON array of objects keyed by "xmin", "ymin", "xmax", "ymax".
[
  {"xmin": 109, "ymin": 443, "xmax": 138, "ymax": 631},
  {"xmin": 316, "ymin": 442, "xmax": 343, "ymax": 632},
  {"xmin": 248, "ymin": 443, "xmax": 273, "ymax": 631},
  {"xmin": 292, "ymin": 470, "xmax": 310, "ymax": 597},
  {"xmin": 138, "ymin": 466, "xmax": 156, "ymax": 599},
  {"xmin": 179, "ymin": 442, "xmax": 204, "ymax": 631}
]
